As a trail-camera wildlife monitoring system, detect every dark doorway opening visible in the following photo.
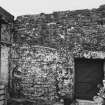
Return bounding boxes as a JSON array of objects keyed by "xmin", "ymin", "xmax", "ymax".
[{"xmin": 75, "ymin": 58, "xmax": 104, "ymax": 100}]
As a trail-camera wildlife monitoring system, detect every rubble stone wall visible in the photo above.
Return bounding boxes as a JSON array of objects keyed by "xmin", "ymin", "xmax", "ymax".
[
  {"xmin": 12, "ymin": 4, "xmax": 105, "ymax": 104},
  {"xmin": 14, "ymin": 5, "xmax": 105, "ymax": 52},
  {"xmin": 11, "ymin": 44, "xmax": 74, "ymax": 104}
]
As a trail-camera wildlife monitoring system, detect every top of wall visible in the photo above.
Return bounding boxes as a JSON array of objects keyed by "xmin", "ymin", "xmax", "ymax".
[{"xmin": 16, "ymin": 4, "xmax": 105, "ymax": 20}]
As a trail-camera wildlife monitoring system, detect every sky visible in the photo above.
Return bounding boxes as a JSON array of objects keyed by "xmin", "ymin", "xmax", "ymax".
[{"xmin": 0, "ymin": 0, "xmax": 105, "ymax": 18}]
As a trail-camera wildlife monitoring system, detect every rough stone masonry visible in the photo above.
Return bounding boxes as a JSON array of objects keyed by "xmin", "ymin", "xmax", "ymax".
[{"xmin": 10, "ymin": 4, "xmax": 105, "ymax": 104}]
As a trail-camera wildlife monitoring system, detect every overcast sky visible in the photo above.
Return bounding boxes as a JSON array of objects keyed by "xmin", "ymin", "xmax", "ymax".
[{"xmin": 0, "ymin": 0, "xmax": 105, "ymax": 17}]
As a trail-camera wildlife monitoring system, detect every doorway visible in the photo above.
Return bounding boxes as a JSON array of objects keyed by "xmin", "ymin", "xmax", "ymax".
[{"xmin": 75, "ymin": 58, "xmax": 104, "ymax": 100}]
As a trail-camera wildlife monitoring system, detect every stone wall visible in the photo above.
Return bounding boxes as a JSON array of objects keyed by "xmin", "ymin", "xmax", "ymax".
[
  {"xmin": 14, "ymin": 5, "xmax": 105, "ymax": 52},
  {"xmin": 10, "ymin": 44, "xmax": 74, "ymax": 104},
  {"xmin": 12, "ymin": 4, "xmax": 105, "ymax": 104},
  {"xmin": 1, "ymin": 45, "xmax": 10, "ymax": 82},
  {"xmin": 0, "ymin": 11, "xmax": 14, "ymax": 105},
  {"xmin": 1, "ymin": 23, "xmax": 13, "ymax": 83}
]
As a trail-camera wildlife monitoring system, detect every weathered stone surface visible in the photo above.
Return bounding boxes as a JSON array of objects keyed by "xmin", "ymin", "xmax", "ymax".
[
  {"xmin": 0, "ymin": 8, "xmax": 14, "ymax": 105},
  {"xmin": 14, "ymin": 5, "xmax": 105, "ymax": 52},
  {"xmin": 12, "ymin": 4, "xmax": 105, "ymax": 104},
  {"xmin": 1, "ymin": 24, "xmax": 12, "ymax": 43},
  {"xmin": 11, "ymin": 45, "xmax": 74, "ymax": 104},
  {"xmin": 1, "ymin": 45, "xmax": 10, "ymax": 83}
]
